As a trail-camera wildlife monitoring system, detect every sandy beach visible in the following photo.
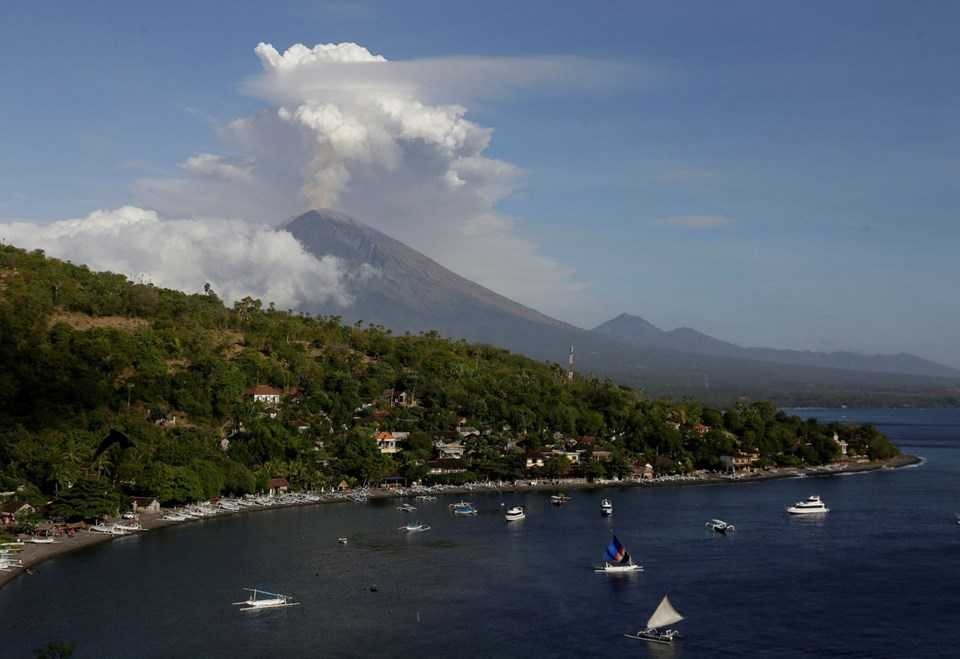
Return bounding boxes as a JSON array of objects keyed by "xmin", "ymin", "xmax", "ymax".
[{"xmin": 0, "ymin": 453, "xmax": 920, "ymax": 592}]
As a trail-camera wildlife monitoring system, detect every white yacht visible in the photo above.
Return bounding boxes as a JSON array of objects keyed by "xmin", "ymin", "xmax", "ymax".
[
  {"xmin": 600, "ymin": 499, "xmax": 613, "ymax": 516},
  {"xmin": 504, "ymin": 506, "xmax": 526, "ymax": 521},
  {"xmin": 786, "ymin": 495, "xmax": 829, "ymax": 515}
]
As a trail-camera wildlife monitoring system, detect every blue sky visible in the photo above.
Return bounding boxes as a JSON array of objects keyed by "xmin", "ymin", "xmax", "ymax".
[{"xmin": 2, "ymin": 1, "xmax": 959, "ymax": 366}]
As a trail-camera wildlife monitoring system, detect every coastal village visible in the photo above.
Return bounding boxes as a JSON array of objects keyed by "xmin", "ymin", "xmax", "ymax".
[{"xmin": 2, "ymin": 379, "xmax": 905, "ymax": 588}]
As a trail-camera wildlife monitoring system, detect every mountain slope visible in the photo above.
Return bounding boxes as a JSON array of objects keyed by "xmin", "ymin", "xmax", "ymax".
[
  {"xmin": 594, "ymin": 313, "xmax": 960, "ymax": 379},
  {"xmin": 286, "ymin": 210, "xmax": 959, "ymax": 404}
]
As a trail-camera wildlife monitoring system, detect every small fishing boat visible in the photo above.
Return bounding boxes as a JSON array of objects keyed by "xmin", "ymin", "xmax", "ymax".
[
  {"xmin": 396, "ymin": 503, "xmax": 417, "ymax": 512},
  {"xmin": 0, "ymin": 558, "xmax": 24, "ymax": 571},
  {"xmin": 550, "ymin": 493, "xmax": 572, "ymax": 505},
  {"xmin": 113, "ymin": 521, "xmax": 143, "ymax": 533},
  {"xmin": 233, "ymin": 588, "xmax": 299, "ymax": 611},
  {"xmin": 786, "ymin": 495, "xmax": 829, "ymax": 515},
  {"xmin": 450, "ymin": 501, "xmax": 478, "ymax": 516},
  {"xmin": 600, "ymin": 499, "xmax": 613, "ymax": 516},
  {"xmin": 26, "ymin": 537, "xmax": 57, "ymax": 544},
  {"xmin": 89, "ymin": 523, "xmax": 128, "ymax": 535},
  {"xmin": 414, "ymin": 495, "xmax": 437, "ymax": 502},
  {"xmin": 504, "ymin": 506, "xmax": 526, "ymax": 521},
  {"xmin": 400, "ymin": 522, "xmax": 431, "ymax": 533},
  {"xmin": 705, "ymin": 519, "xmax": 735, "ymax": 534},
  {"xmin": 594, "ymin": 533, "xmax": 643, "ymax": 573},
  {"xmin": 337, "ymin": 537, "xmax": 349, "ymax": 544},
  {"xmin": 162, "ymin": 513, "xmax": 188, "ymax": 522},
  {"xmin": 624, "ymin": 594, "xmax": 684, "ymax": 644}
]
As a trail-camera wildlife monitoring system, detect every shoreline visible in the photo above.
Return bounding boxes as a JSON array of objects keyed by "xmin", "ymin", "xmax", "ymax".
[{"xmin": 0, "ymin": 453, "xmax": 920, "ymax": 592}]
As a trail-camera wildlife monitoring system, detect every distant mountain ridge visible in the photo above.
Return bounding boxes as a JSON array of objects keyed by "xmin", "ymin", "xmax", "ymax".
[
  {"xmin": 285, "ymin": 210, "xmax": 960, "ymax": 404},
  {"xmin": 593, "ymin": 313, "xmax": 960, "ymax": 379}
]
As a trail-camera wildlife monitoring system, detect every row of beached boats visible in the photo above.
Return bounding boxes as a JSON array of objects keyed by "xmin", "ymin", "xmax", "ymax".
[
  {"xmin": 160, "ymin": 492, "xmax": 327, "ymax": 522},
  {"xmin": 1, "ymin": 542, "xmax": 26, "ymax": 572}
]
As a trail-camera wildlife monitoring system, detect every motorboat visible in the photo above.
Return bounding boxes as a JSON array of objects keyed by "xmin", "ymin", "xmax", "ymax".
[
  {"xmin": 595, "ymin": 534, "xmax": 643, "ymax": 573},
  {"xmin": 450, "ymin": 501, "xmax": 478, "ymax": 516},
  {"xmin": 337, "ymin": 537, "xmax": 349, "ymax": 544},
  {"xmin": 600, "ymin": 499, "xmax": 613, "ymax": 516},
  {"xmin": 400, "ymin": 522, "xmax": 431, "ymax": 533},
  {"xmin": 705, "ymin": 519, "xmax": 735, "ymax": 534},
  {"xmin": 396, "ymin": 503, "xmax": 417, "ymax": 512},
  {"xmin": 624, "ymin": 594, "xmax": 684, "ymax": 643},
  {"xmin": 550, "ymin": 493, "xmax": 572, "ymax": 505},
  {"xmin": 786, "ymin": 495, "xmax": 829, "ymax": 515},
  {"xmin": 414, "ymin": 495, "xmax": 437, "ymax": 502},
  {"xmin": 233, "ymin": 588, "xmax": 299, "ymax": 611},
  {"xmin": 504, "ymin": 506, "xmax": 526, "ymax": 521}
]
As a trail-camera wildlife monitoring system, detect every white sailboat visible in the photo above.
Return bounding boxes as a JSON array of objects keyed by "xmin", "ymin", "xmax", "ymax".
[
  {"xmin": 624, "ymin": 594, "xmax": 684, "ymax": 643},
  {"xmin": 232, "ymin": 588, "xmax": 299, "ymax": 611}
]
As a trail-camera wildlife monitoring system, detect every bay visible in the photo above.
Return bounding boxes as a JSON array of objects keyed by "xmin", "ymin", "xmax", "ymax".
[{"xmin": 1, "ymin": 408, "xmax": 958, "ymax": 658}]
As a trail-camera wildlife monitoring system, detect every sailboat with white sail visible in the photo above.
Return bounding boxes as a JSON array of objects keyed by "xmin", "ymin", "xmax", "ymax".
[
  {"xmin": 594, "ymin": 533, "xmax": 643, "ymax": 573},
  {"xmin": 624, "ymin": 594, "xmax": 684, "ymax": 643}
]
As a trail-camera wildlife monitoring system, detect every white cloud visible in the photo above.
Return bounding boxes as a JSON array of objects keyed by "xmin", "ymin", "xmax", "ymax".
[
  {"xmin": 180, "ymin": 153, "xmax": 254, "ymax": 182},
  {"xmin": 129, "ymin": 40, "xmax": 633, "ymax": 316},
  {"xmin": 0, "ymin": 206, "xmax": 352, "ymax": 309},
  {"xmin": 657, "ymin": 215, "xmax": 735, "ymax": 229}
]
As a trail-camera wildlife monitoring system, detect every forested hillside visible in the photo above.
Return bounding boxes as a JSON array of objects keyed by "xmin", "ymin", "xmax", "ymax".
[{"xmin": 0, "ymin": 245, "xmax": 898, "ymax": 520}]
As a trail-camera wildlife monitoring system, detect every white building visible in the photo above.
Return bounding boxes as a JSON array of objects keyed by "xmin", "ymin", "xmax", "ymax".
[{"xmin": 375, "ymin": 431, "xmax": 409, "ymax": 454}]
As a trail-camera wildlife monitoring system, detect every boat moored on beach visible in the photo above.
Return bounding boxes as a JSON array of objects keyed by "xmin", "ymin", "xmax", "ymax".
[
  {"xmin": 624, "ymin": 594, "xmax": 684, "ymax": 644},
  {"xmin": 786, "ymin": 495, "xmax": 829, "ymax": 515}
]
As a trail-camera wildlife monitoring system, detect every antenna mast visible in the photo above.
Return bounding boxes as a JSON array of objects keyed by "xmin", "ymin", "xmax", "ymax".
[{"xmin": 567, "ymin": 345, "xmax": 575, "ymax": 381}]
